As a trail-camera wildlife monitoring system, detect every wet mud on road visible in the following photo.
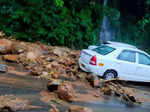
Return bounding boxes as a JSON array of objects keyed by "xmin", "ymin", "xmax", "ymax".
[{"xmin": 0, "ymin": 69, "xmax": 150, "ymax": 112}]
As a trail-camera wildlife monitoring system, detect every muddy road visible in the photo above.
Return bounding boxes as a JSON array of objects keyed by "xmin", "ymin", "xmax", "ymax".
[
  {"xmin": 0, "ymin": 38, "xmax": 150, "ymax": 112},
  {"xmin": 0, "ymin": 64, "xmax": 150, "ymax": 112}
]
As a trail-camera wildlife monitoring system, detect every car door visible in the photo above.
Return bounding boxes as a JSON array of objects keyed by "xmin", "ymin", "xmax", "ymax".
[
  {"xmin": 135, "ymin": 52, "xmax": 150, "ymax": 82},
  {"xmin": 116, "ymin": 50, "xmax": 137, "ymax": 81}
]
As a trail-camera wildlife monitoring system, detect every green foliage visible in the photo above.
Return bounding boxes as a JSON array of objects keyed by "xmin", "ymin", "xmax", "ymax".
[
  {"xmin": 55, "ymin": 0, "xmax": 64, "ymax": 7},
  {"xmin": 0, "ymin": 0, "xmax": 103, "ymax": 49}
]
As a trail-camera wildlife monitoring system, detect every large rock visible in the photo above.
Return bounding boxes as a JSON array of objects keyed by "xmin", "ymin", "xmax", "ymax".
[
  {"xmin": 3, "ymin": 55, "xmax": 18, "ymax": 62},
  {"xmin": 57, "ymin": 82, "xmax": 75, "ymax": 102},
  {"xmin": 0, "ymin": 39, "xmax": 14, "ymax": 53},
  {"xmin": 68, "ymin": 106, "xmax": 93, "ymax": 112}
]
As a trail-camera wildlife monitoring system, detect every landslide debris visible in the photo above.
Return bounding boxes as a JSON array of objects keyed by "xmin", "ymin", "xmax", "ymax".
[
  {"xmin": 100, "ymin": 80, "xmax": 142, "ymax": 104},
  {"xmin": 0, "ymin": 95, "xmax": 30, "ymax": 111},
  {"xmin": 0, "ymin": 38, "xmax": 83, "ymax": 80},
  {"xmin": 0, "ymin": 37, "xmax": 144, "ymax": 112}
]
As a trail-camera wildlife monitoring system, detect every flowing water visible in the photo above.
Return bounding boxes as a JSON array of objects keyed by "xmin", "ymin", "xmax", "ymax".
[{"xmin": 99, "ymin": 0, "xmax": 115, "ymax": 44}]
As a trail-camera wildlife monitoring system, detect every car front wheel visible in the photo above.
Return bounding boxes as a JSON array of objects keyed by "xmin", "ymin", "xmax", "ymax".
[{"xmin": 103, "ymin": 70, "xmax": 117, "ymax": 80}]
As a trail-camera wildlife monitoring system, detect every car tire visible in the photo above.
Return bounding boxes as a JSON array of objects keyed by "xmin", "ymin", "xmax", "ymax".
[{"xmin": 103, "ymin": 70, "xmax": 117, "ymax": 80}]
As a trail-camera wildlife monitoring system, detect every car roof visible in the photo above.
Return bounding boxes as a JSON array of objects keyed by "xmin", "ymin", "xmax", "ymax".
[
  {"xmin": 103, "ymin": 41, "xmax": 146, "ymax": 54},
  {"xmin": 104, "ymin": 41, "xmax": 137, "ymax": 49}
]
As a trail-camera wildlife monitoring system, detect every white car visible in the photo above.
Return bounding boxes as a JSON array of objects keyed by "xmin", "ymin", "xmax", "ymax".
[{"xmin": 79, "ymin": 41, "xmax": 150, "ymax": 82}]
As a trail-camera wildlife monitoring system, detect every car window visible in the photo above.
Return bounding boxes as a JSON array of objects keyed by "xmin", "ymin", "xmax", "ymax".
[
  {"xmin": 138, "ymin": 53, "xmax": 150, "ymax": 66},
  {"xmin": 92, "ymin": 45, "xmax": 115, "ymax": 55},
  {"xmin": 118, "ymin": 50, "xmax": 136, "ymax": 63}
]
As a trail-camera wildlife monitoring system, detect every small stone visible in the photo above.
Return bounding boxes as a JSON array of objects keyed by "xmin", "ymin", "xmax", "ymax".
[
  {"xmin": 68, "ymin": 105, "xmax": 93, "ymax": 112},
  {"xmin": 50, "ymin": 71, "xmax": 59, "ymax": 79},
  {"xmin": 3, "ymin": 55, "xmax": 18, "ymax": 62},
  {"xmin": 100, "ymin": 86, "xmax": 112, "ymax": 95}
]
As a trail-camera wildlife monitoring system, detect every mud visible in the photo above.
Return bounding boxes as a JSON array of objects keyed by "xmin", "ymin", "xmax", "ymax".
[
  {"xmin": 0, "ymin": 38, "xmax": 150, "ymax": 112},
  {"xmin": 1, "ymin": 65, "xmax": 150, "ymax": 112}
]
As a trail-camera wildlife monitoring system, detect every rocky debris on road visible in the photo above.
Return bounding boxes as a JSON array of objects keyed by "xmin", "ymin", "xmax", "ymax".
[
  {"xmin": 0, "ymin": 95, "xmax": 42, "ymax": 112},
  {"xmin": 0, "ymin": 37, "xmax": 144, "ymax": 106},
  {"xmin": 0, "ymin": 38, "xmax": 84, "ymax": 80},
  {"xmin": 49, "ymin": 104, "xmax": 60, "ymax": 112},
  {"xmin": 68, "ymin": 105, "xmax": 93, "ymax": 112},
  {"xmin": 100, "ymin": 81, "xmax": 142, "ymax": 104},
  {"xmin": 47, "ymin": 80, "xmax": 76, "ymax": 102},
  {"xmin": 57, "ymin": 81, "xmax": 75, "ymax": 102},
  {"xmin": 0, "ymin": 95, "xmax": 30, "ymax": 111}
]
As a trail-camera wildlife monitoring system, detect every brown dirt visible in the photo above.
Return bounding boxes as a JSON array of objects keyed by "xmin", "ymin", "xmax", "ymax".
[{"xmin": 72, "ymin": 81, "xmax": 101, "ymax": 102}]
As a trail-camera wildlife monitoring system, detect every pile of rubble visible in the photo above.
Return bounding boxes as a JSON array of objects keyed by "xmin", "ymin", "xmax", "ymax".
[
  {"xmin": 0, "ymin": 38, "xmax": 87, "ymax": 81},
  {"xmin": 0, "ymin": 36, "xmax": 143, "ymax": 112},
  {"xmin": 100, "ymin": 80, "xmax": 142, "ymax": 104}
]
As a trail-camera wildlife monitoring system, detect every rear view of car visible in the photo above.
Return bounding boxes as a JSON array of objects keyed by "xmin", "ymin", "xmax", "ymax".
[
  {"xmin": 78, "ymin": 45, "xmax": 116, "ymax": 76},
  {"xmin": 79, "ymin": 42, "xmax": 150, "ymax": 82}
]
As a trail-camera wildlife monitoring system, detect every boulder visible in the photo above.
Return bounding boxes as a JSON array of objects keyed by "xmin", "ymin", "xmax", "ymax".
[
  {"xmin": 68, "ymin": 106, "xmax": 93, "ymax": 112},
  {"xmin": 3, "ymin": 55, "xmax": 18, "ymax": 62},
  {"xmin": 57, "ymin": 82, "xmax": 75, "ymax": 102}
]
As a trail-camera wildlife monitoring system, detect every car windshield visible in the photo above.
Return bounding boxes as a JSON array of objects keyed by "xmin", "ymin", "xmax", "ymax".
[{"xmin": 93, "ymin": 45, "xmax": 115, "ymax": 55}]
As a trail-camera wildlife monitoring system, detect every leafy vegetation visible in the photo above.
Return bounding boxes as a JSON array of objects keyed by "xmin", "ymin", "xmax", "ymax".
[
  {"xmin": 115, "ymin": 0, "xmax": 150, "ymax": 52},
  {"xmin": 0, "ymin": 0, "xmax": 105, "ymax": 49},
  {"xmin": 0, "ymin": 0, "xmax": 150, "ymax": 50}
]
